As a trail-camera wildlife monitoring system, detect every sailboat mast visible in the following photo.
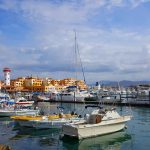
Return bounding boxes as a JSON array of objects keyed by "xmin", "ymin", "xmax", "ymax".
[
  {"xmin": 77, "ymin": 43, "xmax": 86, "ymax": 84},
  {"xmin": 74, "ymin": 30, "xmax": 86, "ymax": 85}
]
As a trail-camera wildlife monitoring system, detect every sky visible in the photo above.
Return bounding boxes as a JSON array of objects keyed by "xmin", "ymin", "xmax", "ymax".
[{"xmin": 0, "ymin": 0, "xmax": 150, "ymax": 84}]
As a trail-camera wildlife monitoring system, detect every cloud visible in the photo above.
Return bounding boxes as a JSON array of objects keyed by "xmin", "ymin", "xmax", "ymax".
[
  {"xmin": 1, "ymin": 0, "xmax": 149, "ymax": 26},
  {"xmin": 130, "ymin": 0, "xmax": 150, "ymax": 8},
  {"xmin": 1, "ymin": 0, "xmax": 150, "ymax": 83},
  {"xmin": 1, "ymin": 26, "xmax": 150, "ymax": 82}
]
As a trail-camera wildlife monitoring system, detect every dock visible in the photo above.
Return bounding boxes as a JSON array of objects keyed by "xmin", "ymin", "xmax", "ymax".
[{"xmin": 37, "ymin": 99, "xmax": 150, "ymax": 107}]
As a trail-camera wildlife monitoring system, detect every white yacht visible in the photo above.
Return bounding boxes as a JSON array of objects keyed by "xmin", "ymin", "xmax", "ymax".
[
  {"xmin": 15, "ymin": 97, "xmax": 34, "ymax": 107},
  {"xmin": 56, "ymin": 91, "xmax": 86, "ymax": 102},
  {"xmin": 62, "ymin": 105, "xmax": 132, "ymax": 139}
]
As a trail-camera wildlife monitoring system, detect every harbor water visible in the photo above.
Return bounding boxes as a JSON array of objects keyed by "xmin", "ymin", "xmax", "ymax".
[{"xmin": 0, "ymin": 103, "xmax": 150, "ymax": 150}]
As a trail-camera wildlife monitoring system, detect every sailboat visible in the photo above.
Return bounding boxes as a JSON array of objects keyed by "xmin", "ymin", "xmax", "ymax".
[{"xmin": 56, "ymin": 31, "xmax": 91, "ymax": 102}]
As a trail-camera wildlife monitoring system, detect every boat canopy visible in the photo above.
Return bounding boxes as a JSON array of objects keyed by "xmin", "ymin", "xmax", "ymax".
[
  {"xmin": 67, "ymin": 86, "xmax": 77, "ymax": 88},
  {"xmin": 85, "ymin": 105, "xmax": 103, "ymax": 109},
  {"xmin": 57, "ymin": 106, "xmax": 64, "ymax": 110}
]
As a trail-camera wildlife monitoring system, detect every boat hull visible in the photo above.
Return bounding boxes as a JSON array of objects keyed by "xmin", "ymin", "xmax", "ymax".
[
  {"xmin": 32, "ymin": 119, "xmax": 68, "ymax": 129},
  {"xmin": 0, "ymin": 109, "xmax": 39, "ymax": 117},
  {"xmin": 62, "ymin": 116, "xmax": 131, "ymax": 139},
  {"xmin": 17, "ymin": 118, "xmax": 85, "ymax": 129},
  {"xmin": 17, "ymin": 120, "xmax": 34, "ymax": 127},
  {"xmin": 17, "ymin": 119, "xmax": 68, "ymax": 128},
  {"xmin": 32, "ymin": 118, "xmax": 85, "ymax": 129},
  {"xmin": 57, "ymin": 95, "xmax": 85, "ymax": 102}
]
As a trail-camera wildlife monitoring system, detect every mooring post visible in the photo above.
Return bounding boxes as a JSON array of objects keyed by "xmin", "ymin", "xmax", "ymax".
[
  {"xmin": 149, "ymin": 91, "xmax": 150, "ymax": 104},
  {"xmin": 119, "ymin": 93, "xmax": 122, "ymax": 103}
]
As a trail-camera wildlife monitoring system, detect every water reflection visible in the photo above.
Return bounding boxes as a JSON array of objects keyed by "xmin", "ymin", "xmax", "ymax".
[
  {"xmin": 1, "ymin": 104, "xmax": 150, "ymax": 150},
  {"xmin": 0, "ymin": 117, "xmax": 16, "ymax": 143},
  {"xmin": 62, "ymin": 131, "xmax": 131, "ymax": 150},
  {"xmin": 8, "ymin": 126, "xmax": 62, "ymax": 150},
  {"xmin": 10, "ymin": 126, "xmax": 60, "ymax": 140},
  {"xmin": 0, "ymin": 117, "xmax": 14, "ymax": 126}
]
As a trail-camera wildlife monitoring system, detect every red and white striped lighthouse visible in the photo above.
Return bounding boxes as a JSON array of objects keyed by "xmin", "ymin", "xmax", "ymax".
[{"xmin": 3, "ymin": 67, "xmax": 11, "ymax": 86}]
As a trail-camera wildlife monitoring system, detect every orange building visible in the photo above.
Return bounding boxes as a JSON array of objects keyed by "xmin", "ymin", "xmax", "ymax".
[
  {"xmin": 1, "ymin": 76, "xmax": 88, "ymax": 93},
  {"xmin": 51, "ymin": 79, "xmax": 61, "ymax": 86},
  {"xmin": 60, "ymin": 78, "xmax": 76, "ymax": 86},
  {"xmin": 11, "ymin": 77, "xmax": 26, "ymax": 87}
]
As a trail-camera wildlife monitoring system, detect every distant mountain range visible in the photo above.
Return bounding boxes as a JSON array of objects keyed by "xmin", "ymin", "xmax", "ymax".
[{"xmin": 92, "ymin": 80, "xmax": 150, "ymax": 87}]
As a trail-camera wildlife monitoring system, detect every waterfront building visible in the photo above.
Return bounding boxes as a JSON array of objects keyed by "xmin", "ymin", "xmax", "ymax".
[
  {"xmin": 51, "ymin": 79, "xmax": 61, "ymax": 86},
  {"xmin": 0, "ymin": 80, "xmax": 2, "ymax": 90},
  {"xmin": 43, "ymin": 78, "xmax": 53, "ymax": 86},
  {"xmin": 60, "ymin": 78, "xmax": 76, "ymax": 86},
  {"xmin": 1, "ymin": 72, "xmax": 88, "ymax": 93},
  {"xmin": 76, "ymin": 80, "xmax": 88, "ymax": 90},
  {"xmin": 11, "ymin": 77, "xmax": 26, "ymax": 87},
  {"xmin": 24, "ymin": 76, "xmax": 43, "ymax": 87},
  {"xmin": 60, "ymin": 78, "xmax": 88, "ymax": 90},
  {"xmin": 55, "ymin": 84, "xmax": 66, "ymax": 91}
]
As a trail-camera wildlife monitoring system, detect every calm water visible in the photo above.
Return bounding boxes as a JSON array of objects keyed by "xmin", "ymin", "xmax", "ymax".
[{"xmin": 0, "ymin": 103, "xmax": 150, "ymax": 150}]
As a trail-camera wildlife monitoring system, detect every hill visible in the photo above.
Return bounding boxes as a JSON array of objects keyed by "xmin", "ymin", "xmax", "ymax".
[{"xmin": 93, "ymin": 80, "xmax": 150, "ymax": 87}]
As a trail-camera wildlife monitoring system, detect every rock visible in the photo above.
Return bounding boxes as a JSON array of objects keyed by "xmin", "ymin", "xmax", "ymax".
[{"xmin": 0, "ymin": 144, "xmax": 11, "ymax": 150}]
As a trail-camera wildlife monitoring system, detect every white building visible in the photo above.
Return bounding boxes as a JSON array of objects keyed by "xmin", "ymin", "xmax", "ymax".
[{"xmin": 3, "ymin": 67, "xmax": 11, "ymax": 86}]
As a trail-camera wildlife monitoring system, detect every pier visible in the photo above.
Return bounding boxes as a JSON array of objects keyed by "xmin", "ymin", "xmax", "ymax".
[{"xmin": 37, "ymin": 99, "xmax": 150, "ymax": 107}]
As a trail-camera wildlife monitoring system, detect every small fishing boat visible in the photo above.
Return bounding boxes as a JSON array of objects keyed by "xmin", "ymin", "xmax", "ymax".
[
  {"xmin": 11, "ymin": 114, "xmax": 60, "ymax": 127},
  {"xmin": 0, "ymin": 108, "xmax": 39, "ymax": 117},
  {"xmin": 15, "ymin": 97, "xmax": 34, "ymax": 107},
  {"xmin": 62, "ymin": 105, "xmax": 132, "ymax": 139},
  {"xmin": 0, "ymin": 92, "xmax": 15, "ymax": 104},
  {"xmin": 11, "ymin": 113, "xmax": 84, "ymax": 129},
  {"xmin": 31, "ymin": 114, "xmax": 84, "ymax": 129}
]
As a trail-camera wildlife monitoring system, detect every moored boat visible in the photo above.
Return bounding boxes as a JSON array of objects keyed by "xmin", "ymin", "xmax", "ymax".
[
  {"xmin": 28, "ymin": 115, "xmax": 84, "ymax": 129},
  {"xmin": 15, "ymin": 97, "xmax": 34, "ymax": 107},
  {"xmin": 0, "ymin": 108, "xmax": 39, "ymax": 117},
  {"xmin": 11, "ymin": 113, "xmax": 84, "ymax": 129},
  {"xmin": 62, "ymin": 105, "xmax": 132, "ymax": 139}
]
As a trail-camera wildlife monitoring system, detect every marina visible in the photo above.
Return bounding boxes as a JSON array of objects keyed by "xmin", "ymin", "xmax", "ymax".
[
  {"xmin": 0, "ymin": 102, "xmax": 150, "ymax": 150},
  {"xmin": 1, "ymin": 0, "xmax": 150, "ymax": 149}
]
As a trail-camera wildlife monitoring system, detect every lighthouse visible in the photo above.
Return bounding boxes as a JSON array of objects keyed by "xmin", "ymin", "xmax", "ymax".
[{"xmin": 3, "ymin": 67, "xmax": 11, "ymax": 86}]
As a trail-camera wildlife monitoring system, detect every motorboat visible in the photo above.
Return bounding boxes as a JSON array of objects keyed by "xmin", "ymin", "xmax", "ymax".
[
  {"xmin": 0, "ymin": 97, "xmax": 37, "ymax": 117},
  {"xmin": 0, "ymin": 92, "xmax": 10, "ymax": 102},
  {"xmin": 62, "ymin": 131, "xmax": 131, "ymax": 150},
  {"xmin": 55, "ymin": 91, "xmax": 91, "ymax": 102},
  {"xmin": 62, "ymin": 105, "xmax": 132, "ymax": 139},
  {"xmin": 15, "ymin": 97, "xmax": 34, "ymax": 107},
  {"xmin": 26, "ymin": 115, "xmax": 84, "ymax": 129},
  {"xmin": 0, "ymin": 108, "xmax": 39, "ymax": 117},
  {"xmin": 56, "ymin": 92, "xmax": 84, "ymax": 102},
  {"xmin": 37, "ymin": 95, "xmax": 50, "ymax": 101},
  {"xmin": 11, "ymin": 114, "xmax": 60, "ymax": 127},
  {"xmin": 0, "ymin": 92, "xmax": 15, "ymax": 104},
  {"xmin": 11, "ymin": 113, "xmax": 84, "ymax": 129}
]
